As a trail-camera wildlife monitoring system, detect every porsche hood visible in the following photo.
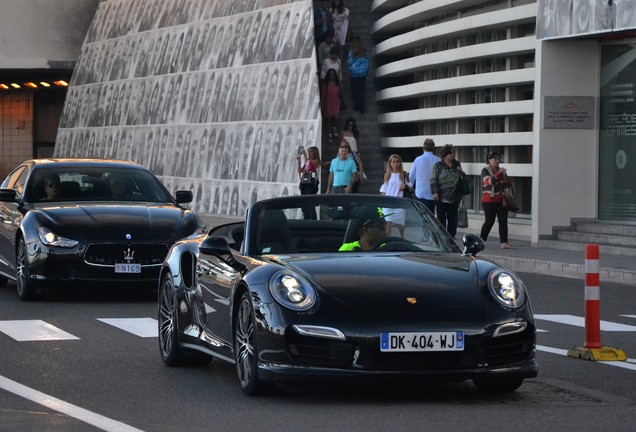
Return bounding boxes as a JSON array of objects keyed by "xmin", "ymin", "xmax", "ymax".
[{"xmin": 282, "ymin": 254, "xmax": 483, "ymax": 310}]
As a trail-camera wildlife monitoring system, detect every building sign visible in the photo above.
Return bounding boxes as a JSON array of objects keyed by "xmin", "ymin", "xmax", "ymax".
[{"xmin": 544, "ymin": 96, "xmax": 595, "ymax": 129}]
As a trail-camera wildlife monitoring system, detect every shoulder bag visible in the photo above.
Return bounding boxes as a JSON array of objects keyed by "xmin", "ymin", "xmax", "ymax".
[
  {"xmin": 502, "ymin": 184, "xmax": 519, "ymax": 212},
  {"xmin": 457, "ymin": 199, "xmax": 468, "ymax": 228},
  {"xmin": 455, "ymin": 173, "xmax": 471, "ymax": 196},
  {"xmin": 402, "ymin": 172, "xmax": 415, "ymax": 199}
]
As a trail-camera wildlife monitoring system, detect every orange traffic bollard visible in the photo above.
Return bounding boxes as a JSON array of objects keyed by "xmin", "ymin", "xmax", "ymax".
[
  {"xmin": 567, "ymin": 244, "xmax": 627, "ymax": 361},
  {"xmin": 584, "ymin": 244, "xmax": 601, "ymax": 349}
]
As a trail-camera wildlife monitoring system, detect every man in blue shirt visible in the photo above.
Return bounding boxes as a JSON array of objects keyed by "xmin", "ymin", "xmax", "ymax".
[
  {"xmin": 409, "ymin": 138, "xmax": 439, "ymax": 214},
  {"xmin": 327, "ymin": 142, "xmax": 357, "ymax": 194}
]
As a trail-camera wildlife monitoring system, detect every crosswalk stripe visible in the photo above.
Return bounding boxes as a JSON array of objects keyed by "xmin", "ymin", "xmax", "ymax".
[
  {"xmin": 0, "ymin": 320, "xmax": 79, "ymax": 341},
  {"xmin": 534, "ymin": 314, "xmax": 636, "ymax": 331},
  {"xmin": 97, "ymin": 318, "xmax": 158, "ymax": 338}
]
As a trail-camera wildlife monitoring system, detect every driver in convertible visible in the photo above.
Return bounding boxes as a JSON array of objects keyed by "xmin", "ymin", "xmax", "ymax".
[{"xmin": 339, "ymin": 207, "xmax": 389, "ymax": 251}]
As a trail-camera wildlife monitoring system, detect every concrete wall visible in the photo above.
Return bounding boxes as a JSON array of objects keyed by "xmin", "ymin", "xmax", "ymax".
[
  {"xmin": 0, "ymin": 0, "xmax": 99, "ymax": 69},
  {"xmin": 533, "ymin": 39, "xmax": 600, "ymax": 242}
]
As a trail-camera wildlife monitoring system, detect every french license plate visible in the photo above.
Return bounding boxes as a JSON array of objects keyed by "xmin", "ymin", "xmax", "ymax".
[
  {"xmin": 380, "ymin": 331, "xmax": 464, "ymax": 352},
  {"xmin": 115, "ymin": 263, "xmax": 141, "ymax": 273}
]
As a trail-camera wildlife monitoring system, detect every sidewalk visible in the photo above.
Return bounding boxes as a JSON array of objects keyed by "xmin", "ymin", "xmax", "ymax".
[
  {"xmin": 458, "ymin": 232, "xmax": 636, "ymax": 286},
  {"xmin": 198, "ymin": 213, "xmax": 636, "ymax": 286}
]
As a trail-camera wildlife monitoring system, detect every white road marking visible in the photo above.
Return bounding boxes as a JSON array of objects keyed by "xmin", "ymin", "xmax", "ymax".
[
  {"xmin": 0, "ymin": 374, "xmax": 144, "ymax": 432},
  {"xmin": 622, "ymin": 315, "xmax": 636, "ymax": 319},
  {"xmin": 0, "ymin": 320, "xmax": 79, "ymax": 341},
  {"xmin": 534, "ymin": 314, "xmax": 636, "ymax": 331},
  {"xmin": 97, "ymin": 318, "xmax": 158, "ymax": 338},
  {"xmin": 537, "ymin": 345, "xmax": 636, "ymax": 371}
]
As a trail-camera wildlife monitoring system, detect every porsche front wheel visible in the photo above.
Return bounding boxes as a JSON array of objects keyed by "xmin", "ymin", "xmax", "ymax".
[
  {"xmin": 234, "ymin": 292, "xmax": 266, "ymax": 395},
  {"xmin": 16, "ymin": 238, "xmax": 36, "ymax": 301}
]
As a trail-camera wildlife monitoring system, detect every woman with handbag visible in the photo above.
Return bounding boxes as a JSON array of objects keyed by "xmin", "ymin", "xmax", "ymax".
[
  {"xmin": 480, "ymin": 151, "xmax": 515, "ymax": 249},
  {"xmin": 430, "ymin": 144, "xmax": 464, "ymax": 238},
  {"xmin": 297, "ymin": 146, "xmax": 321, "ymax": 220},
  {"xmin": 379, "ymin": 154, "xmax": 412, "ymax": 237}
]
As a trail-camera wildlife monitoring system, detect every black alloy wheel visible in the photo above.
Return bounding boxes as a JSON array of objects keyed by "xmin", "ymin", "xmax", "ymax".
[
  {"xmin": 158, "ymin": 271, "xmax": 185, "ymax": 366},
  {"xmin": 16, "ymin": 238, "xmax": 36, "ymax": 301},
  {"xmin": 234, "ymin": 292, "xmax": 266, "ymax": 395}
]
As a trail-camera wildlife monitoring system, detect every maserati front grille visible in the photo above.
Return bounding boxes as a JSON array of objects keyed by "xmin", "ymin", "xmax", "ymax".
[{"xmin": 85, "ymin": 243, "xmax": 169, "ymax": 266}]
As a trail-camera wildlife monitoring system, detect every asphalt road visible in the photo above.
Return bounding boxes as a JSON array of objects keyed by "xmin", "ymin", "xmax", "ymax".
[{"xmin": 0, "ymin": 272, "xmax": 635, "ymax": 432}]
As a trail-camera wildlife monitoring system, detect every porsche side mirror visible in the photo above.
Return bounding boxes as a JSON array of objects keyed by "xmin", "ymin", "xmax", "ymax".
[
  {"xmin": 175, "ymin": 190, "xmax": 193, "ymax": 204},
  {"xmin": 462, "ymin": 233, "xmax": 485, "ymax": 256},
  {"xmin": 0, "ymin": 188, "xmax": 18, "ymax": 203},
  {"xmin": 200, "ymin": 236, "xmax": 246, "ymax": 272}
]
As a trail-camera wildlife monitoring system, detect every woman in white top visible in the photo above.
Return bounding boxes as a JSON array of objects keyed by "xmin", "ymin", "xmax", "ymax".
[
  {"xmin": 380, "ymin": 154, "xmax": 412, "ymax": 237},
  {"xmin": 341, "ymin": 117, "xmax": 366, "ymax": 181},
  {"xmin": 331, "ymin": 0, "xmax": 350, "ymax": 47}
]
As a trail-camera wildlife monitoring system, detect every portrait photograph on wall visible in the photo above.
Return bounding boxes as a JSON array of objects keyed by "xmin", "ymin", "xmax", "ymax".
[{"xmin": 55, "ymin": 0, "xmax": 321, "ymax": 217}]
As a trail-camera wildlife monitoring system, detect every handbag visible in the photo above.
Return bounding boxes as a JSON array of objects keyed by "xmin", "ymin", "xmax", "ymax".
[
  {"xmin": 300, "ymin": 171, "xmax": 317, "ymax": 186},
  {"xmin": 457, "ymin": 199, "xmax": 468, "ymax": 228},
  {"xmin": 402, "ymin": 173, "xmax": 415, "ymax": 199},
  {"xmin": 455, "ymin": 174, "xmax": 471, "ymax": 196},
  {"xmin": 502, "ymin": 185, "xmax": 519, "ymax": 212}
]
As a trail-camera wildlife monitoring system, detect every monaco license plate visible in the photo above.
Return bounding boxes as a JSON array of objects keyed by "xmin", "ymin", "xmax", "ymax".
[
  {"xmin": 380, "ymin": 331, "xmax": 464, "ymax": 352},
  {"xmin": 115, "ymin": 263, "xmax": 141, "ymax": 273}
]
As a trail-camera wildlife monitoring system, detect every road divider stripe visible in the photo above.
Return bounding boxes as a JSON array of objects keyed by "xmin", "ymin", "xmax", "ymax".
[
  {"xmin": 537, "ymin": 345, "xmax": 636, "ymax": 371},
  {"xmin": 0, "ymin": 374, "xmax": 145, "ymax": 432}
]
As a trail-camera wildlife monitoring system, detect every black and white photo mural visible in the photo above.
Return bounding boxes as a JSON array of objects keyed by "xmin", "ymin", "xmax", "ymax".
[
  {"xmin": 537, "ymin": 0, "xmax": 635, "ymax": 39},
  {"xmin": 55, "ymin": 0, "xmax": 320, "ymax": 217}
]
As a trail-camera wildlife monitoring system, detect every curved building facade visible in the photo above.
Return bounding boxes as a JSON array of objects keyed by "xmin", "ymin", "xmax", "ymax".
[
  {"xmin": 372, "ymin": 0, "xmax": 636, "ymax": 244},
  {"xmin": 372, "ymin": 0, "xmax": 537, "ymax": 238}
]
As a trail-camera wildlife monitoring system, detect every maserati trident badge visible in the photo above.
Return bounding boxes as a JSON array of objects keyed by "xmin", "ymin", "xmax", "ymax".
[{"xmin": 123, "ymin": 247, "xmax": 135, "ymax": 263}]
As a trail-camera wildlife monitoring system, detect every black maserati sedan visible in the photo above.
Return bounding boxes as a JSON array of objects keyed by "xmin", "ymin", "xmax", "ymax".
[
  {"xmin": 0, "ymin": 159, "xmax": 204, "ymax": 300},
  {"xmin": 158, "ymin": 194, "xmax": 537, "ymax": 395}
]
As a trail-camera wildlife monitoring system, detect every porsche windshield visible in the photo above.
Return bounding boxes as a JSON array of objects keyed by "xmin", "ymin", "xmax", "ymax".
[{"xmin": 246, "ymin": 195, "xmax": 460, "ymax": 255}]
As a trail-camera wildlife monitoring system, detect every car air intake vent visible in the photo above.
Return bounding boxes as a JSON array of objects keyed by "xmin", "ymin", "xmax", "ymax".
[{"xmin": 85, "ymin": 243, "xmax": 169, "ymax": 266}]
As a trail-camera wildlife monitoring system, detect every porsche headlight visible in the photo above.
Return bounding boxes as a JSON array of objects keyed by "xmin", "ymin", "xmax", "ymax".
[
  {"xmin": 38, "ymin": 227, "xmax": 79, "ymax": 248},
  {"xmin": 269, "ymin": 271, "xmax": 317, "ymax": 311},
  {"xmin": 487, "ymin": 269, "xmax": 526, "ymax": 309}
]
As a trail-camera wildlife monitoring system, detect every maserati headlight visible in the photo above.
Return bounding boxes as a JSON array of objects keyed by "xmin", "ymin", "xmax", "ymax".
[
  {"xmin": 38, "ymin": 227, "xmax": 79, "ymax": 248},
  {"xmin": 269, "ymin": 270, "xmax": 317, "ymax": 311},
  {"xmin": 487, "ymin": 269, "xmax": 526, "ymax": 309}
]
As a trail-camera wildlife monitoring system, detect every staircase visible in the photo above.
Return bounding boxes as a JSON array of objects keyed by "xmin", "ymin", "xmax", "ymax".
[
  {"xmin": 539, "ymin": 219, "xmax": 636, "ymax": 256},
  {"xmin": 320, "ymin": 0, "xmax": 386, "ymax": 194}
]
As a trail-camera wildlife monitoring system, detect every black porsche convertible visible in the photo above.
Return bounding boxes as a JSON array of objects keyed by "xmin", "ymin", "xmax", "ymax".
[
  {"xmin": 158, "ymin": 194, "xmax": 537, "ymax": 395},
  {"xmin": 0, "ymin": 159, "xmax": 204, "ymax": 300}
]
